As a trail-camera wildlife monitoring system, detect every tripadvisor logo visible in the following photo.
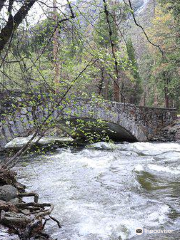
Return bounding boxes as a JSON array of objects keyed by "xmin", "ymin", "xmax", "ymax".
[{"xmin": 136, "ymin": 228, "xmax": 143, "ymax": 235}]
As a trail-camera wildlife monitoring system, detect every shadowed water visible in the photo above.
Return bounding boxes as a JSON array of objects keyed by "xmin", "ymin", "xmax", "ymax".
[{"xmin": 14, "ymin": 142, "xmax": 180, "ymax": 239}]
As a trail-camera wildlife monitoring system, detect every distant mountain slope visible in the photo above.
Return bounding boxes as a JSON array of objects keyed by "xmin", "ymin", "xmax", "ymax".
[{"xmin": 126, "ymin": 0, "xmax": 156, "ymax": 59}]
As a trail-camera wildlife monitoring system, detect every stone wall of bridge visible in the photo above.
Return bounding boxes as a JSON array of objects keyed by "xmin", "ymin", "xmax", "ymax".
[
  {"xmin": 68, "ymin": 100, "xmax": 177, "ymax": 140},
  {"xmin": 0, "ymin": 97, "xmax": 177, "ymax": 150},
  {"xmin": 107, "ymin": 102, "xmax": 177, "ymax": 137}
]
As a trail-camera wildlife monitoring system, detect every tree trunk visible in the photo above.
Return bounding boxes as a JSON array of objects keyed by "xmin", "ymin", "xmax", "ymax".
[
  {"xmin": 0, "ymin": 0, "xmax": 36, "ymax": 53},
  {"xmin": 114, "ymin": 79, "xmax": 120, "ymax": 102},
  {"xmin": 164, "ymin": 78, "xmax": 169, "ymax": 108},
  {"xmin": 98, "ymin": 68, "xmax": 104, "ymax": 95},
  {"xmin": 154, "ymin": 85, "xmax": 158, "ymax": 107},
  {"xmin": 53, "ymin": 0, "xmax": 60, "ymax": 93},
  {"xmin": 112, "ymin": 0, "xmax": 120, "ymax": 102},
  {"xmin": 104, "ymin": 76, "xmax": 109, "ymax": 100},
  {"xmin": 103, "ymin": 0, "xmax": 120, "ymax": 102},
  {"xmin": 165, "ymin": 86, "xmax": 169, "ymax": 108}
]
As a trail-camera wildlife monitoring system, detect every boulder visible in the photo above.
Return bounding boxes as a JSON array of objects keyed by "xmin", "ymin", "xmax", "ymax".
[
  {"xmin": 0, "ymin": 185, "xmax": 18, "ymax": 201},
  {"xmin": 88, "ymin": 141, "xmax": 116, "ymax": 150},
  {"xmin": 4, "ymin": 136, "xmax": 74, "ymax": 151},
  {"xmin": 9, "ymin": 198, "xmax": 20, "ymax": 205}
]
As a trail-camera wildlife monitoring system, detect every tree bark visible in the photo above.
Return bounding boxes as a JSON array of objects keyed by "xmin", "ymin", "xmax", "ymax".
[
  {"xmin": 165, "ymin": 86, "xmax": 169, "ymax": 108},
  {"xmin": 0, "ymin": 0, "xmax": 37, "ymax": 53},
  {"xmin": 98, "ymin": 67, "xmax": 104, "ymax": 95},
  {"xmin": 103, "ymin": 0, "xmax": 120, "ymax": 102},
  {"xmin": 53, "ymin": 0, "xmax": 60, "ymax": 93}
]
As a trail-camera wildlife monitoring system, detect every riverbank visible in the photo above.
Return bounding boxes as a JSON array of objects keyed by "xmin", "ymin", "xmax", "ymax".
[
  {"xmin": 0, "ymin": 166, "xmax": 60, "ymax": 240},
  {"xmin": 152, "ymin": 118, "xmax": 180, "ymax": 142}
]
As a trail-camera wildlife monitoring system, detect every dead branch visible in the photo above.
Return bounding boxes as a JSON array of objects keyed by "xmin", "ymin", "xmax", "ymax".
[{"xmin": 125, "ymin": 0, "xmax": 164, "ymax": 56}]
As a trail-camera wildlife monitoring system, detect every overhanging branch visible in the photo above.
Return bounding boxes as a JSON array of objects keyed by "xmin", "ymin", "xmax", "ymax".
[{"xmin": 0, "ymin": 0, "xmax": 37, "ymax": 53}]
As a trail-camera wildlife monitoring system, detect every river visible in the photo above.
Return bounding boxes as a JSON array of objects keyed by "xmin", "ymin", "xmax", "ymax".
[{"xmin": 15, "ymin": 142, "xmax": 180, "ymax": 240}]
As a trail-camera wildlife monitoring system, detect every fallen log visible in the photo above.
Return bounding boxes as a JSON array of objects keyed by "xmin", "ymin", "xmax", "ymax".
[
  {"xmin": 18, "ymin": 192, "xmax": 39, "ymax": 203},
  {"xmin": 0, "ymin": 210, "xmax": 32, "ymax": 227}
]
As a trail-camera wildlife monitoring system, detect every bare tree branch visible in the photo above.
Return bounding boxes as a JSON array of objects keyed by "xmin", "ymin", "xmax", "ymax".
[
  {"xmin": 103, "ymin": 0, "xmax": 121, "ymax": 102},
  {"xmin": 126, "ymin": 0, "xmax": 164, "ymax": 56}
]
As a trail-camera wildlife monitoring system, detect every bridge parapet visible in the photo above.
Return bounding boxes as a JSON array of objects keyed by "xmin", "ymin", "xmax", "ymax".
[{"xmin": 110, "ymin": 102, "xmax": 177, "ymax": 130}]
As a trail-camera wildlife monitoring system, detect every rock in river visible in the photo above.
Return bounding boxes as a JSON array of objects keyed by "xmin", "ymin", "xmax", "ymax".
[
  {"xmin": 4, "ymin": 136, "xmax": 74, "ymax": 151},
  {"xmin": 0, "ymin": 185, "xmax": 18, "ymax": 201}
]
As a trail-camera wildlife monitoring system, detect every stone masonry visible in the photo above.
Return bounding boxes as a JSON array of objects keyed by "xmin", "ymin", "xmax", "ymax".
[{"xmin": 0, "ymin": 95, "xmax": 177, "ymax": 150}]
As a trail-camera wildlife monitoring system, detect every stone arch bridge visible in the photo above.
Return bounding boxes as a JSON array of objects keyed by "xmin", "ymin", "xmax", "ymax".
[{"xmin": 0, "ymin": 95, "xmax": 177, "ymax": 150}]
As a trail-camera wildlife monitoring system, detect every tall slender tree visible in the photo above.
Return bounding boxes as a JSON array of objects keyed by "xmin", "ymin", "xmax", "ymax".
[{"xmin": 53, "ymin": 0, "xmax": 60, "ymax": 93}]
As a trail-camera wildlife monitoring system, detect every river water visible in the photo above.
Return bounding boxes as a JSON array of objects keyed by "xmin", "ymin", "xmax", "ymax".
[{"xmin": 16, "ymin": 142, "xmax": 180, "ymax": 240}]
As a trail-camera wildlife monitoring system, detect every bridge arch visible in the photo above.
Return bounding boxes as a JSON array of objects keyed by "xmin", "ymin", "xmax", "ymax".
[
  {"xmin": 62, "ymin": 100, "xmax": 147, "ymax": 142},
  {"xmin": 0, "ymin": 98, "xmax": 177, "ymax": 150}
]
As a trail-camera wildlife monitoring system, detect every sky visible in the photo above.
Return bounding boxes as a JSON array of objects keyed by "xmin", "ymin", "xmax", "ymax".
[{"xmin": 28, "ymin": 0, "xmax": 67, "ymax": 24}]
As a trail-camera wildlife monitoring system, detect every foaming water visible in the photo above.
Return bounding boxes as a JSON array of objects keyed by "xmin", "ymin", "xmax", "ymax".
[{"xmin": 15, "ymin": 142, "xmax": 180, "ymax": 240}]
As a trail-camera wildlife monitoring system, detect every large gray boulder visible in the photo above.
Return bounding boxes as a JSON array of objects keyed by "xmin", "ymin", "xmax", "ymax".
[
  {"xmin": 0, "ymin": 185, "xmax": 17, "ymax": 201},
  {"xmin": 4, "ymin": 136, "xmax": 74, "ymax": 151}
]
